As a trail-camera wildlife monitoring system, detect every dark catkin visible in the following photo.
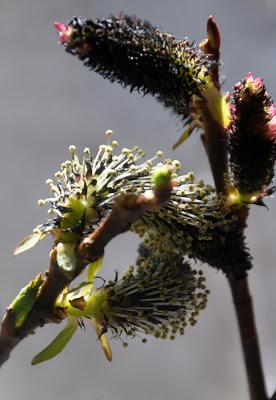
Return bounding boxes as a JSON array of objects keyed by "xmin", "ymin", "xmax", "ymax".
[
  {"xmin": 229, "ymin": 73, "xmax": 276, "ymax": 196},
  {"xmin": 133, "ymin": 208, "xmax": 252, "ymax": 279},
  {"xmin": 190, "ymin": 221, "xmax": 252, "ymax": 279},
  {"xmin": 57, "ymin": 15, "xmax": 211, "ymax": 121}
]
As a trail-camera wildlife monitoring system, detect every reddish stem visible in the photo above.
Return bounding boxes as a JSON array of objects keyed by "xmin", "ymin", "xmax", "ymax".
[
  {"xmin": 200, "ymin": 16, "xmax": 268, "ymax": 400},
  {"xmin": 229, "ymin": 277, "xmax": 267, "ymax": 400}
]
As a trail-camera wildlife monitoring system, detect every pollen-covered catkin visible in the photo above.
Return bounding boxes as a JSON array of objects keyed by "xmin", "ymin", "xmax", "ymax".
[
  {"xmin": 104, "ymin": 244, "xmax": 209, "ymax": 344},
  {"xmin": 17, "ymin": 134, "xmax": 251, "ymax": 278},
  {"xmin": 56, "ymin": 244, "xmax": 209, "ymax": 345}
]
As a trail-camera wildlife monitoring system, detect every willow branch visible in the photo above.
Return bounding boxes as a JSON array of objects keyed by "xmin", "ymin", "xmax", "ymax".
[
  {"xmin": 229, "ymin": 277, "xmax": 267, "ymax": 400},
  {"xmin": 199, "ymin": 16, "xmax": 228, "ymax": 195},
  {"xmin": 0, "ymin": 183, "xmax": 171, "ymax": 368},
  {"xmin": 199, "ymin": 16, "xmax": 267, "ymax": 400},
  {"xmin": 198, "ymin": 99, "xmax": 228, "ymax": 194}
]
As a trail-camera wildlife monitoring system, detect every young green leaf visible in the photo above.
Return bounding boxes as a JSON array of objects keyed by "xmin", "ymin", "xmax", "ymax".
[
  {"xmin": 90, "ymin": 319, "xmax": 112, "ymax": 362},
  {"xmin": 13, "ymin": 232, "xmax": 45, "ymax": 256},
  {"xmin": 31, "ymin": 317, "xmax": 78, "ymax": 365},
  {"xmin": 172, "ymin": 121, "xmax": 197, "ymax": 150}
]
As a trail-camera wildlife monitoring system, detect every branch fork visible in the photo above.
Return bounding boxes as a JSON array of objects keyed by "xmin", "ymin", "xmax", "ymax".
[{"xmin": 0, "ymin": 178, "xmax": 172, "ymax": 367}]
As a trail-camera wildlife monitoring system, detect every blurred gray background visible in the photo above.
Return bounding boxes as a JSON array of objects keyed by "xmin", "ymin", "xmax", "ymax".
[{"xmin": 0, "ymin": 0, "xmax": 276, "ymax": 399}]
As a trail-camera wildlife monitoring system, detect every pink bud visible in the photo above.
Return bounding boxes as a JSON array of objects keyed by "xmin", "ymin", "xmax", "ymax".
[
  {"xmin": 54, "ymin": 22, "xmax": 73, "ymax": 44},
  {"xmin": 245, "ymin": 72, "xmax": 254, "ymax": 81},
  {"xmin": 245, "ymin": 72, "xmax": 263, "ymax": 91}
]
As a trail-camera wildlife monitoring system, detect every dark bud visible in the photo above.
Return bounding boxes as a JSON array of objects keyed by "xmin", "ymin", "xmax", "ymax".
[{"xmin": 229, "ymin": 73, "xmax": 276, "ymax": 201}]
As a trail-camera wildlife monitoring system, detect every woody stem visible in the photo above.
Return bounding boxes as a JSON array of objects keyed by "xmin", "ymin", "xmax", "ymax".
[{"xmin": 199, "ymin": 16, "xmax": 267, "ymax": 400}]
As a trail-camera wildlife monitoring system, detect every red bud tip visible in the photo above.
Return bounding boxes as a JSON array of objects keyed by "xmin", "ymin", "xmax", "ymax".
[
  {"xmin": 54, "ymin": 21, "xmax": 72, "ymax": 44},
  {"xmin": 206, "ymin": 15, "xmax": 221, "ymax": 51},
  {"xmin": 54, "ymin": 22, "xmax": 67, "ymax": 33}
]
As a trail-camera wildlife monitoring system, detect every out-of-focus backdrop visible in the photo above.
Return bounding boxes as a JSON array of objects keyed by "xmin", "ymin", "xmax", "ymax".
[{"xmin": 0, "ymin": 0, "xmax": 276, "ymax": 399}]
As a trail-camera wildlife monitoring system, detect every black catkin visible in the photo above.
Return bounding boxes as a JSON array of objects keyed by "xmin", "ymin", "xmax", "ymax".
[
  {"xmin": 229, "ymin": 73, "xmax": 276, "ymax": 197},
  {"xmin": 57, "ymin": 15, "xmax": 211, "ymax": 121}
]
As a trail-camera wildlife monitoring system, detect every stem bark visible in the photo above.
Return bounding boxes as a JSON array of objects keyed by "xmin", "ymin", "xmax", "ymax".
[
  {"xmin": 229, "ymin": 277, "xmax": 267, "ymax": 400},
  {"xmin": 200, "ymin": 16, "xmax": 268, "ymax": 399}
]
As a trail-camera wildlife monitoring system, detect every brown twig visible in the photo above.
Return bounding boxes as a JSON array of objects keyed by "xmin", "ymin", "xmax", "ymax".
[
  {"xmin": 0, "ymin": 184, "xmax": 171, "ymax": 368},
  {"xmin": 199, "ymin": 15, "xmax": 221, "ymax": 90},
  {"xmin": 200, "ymin": 16, "xmax": 268, "ymax": 400},
  {"xmin": 229, "ymin": 277, "xmax": 267, "ymax": 400},
  {"xmin": 197, "ymin": 98, "xmax": 228, "ymax": 194},
  {"xmin": 199, "ymin": 16, "xmax": 228, "ymax": 194}
]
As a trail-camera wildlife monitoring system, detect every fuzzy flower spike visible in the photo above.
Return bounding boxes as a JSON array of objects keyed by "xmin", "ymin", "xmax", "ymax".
[
  {"xmin": 54, "ymin": 15, "xmax": 212, "ymax": 123},
  {"xmin": 31, "ymin": 245, "xmax": 209, "ymax": 365},
  {"xmin": 12, "ymin": 134, "xmax": 173, "ymax": 248},
  {"xmin": 55, "ymin": 16, "xmax": 231, "ymax": 151},
  {"xmin": 14, "ymin": 131, "xmax": 250, "ymax": 278},
  {"xmin": 228, "ymin": 73, "xmax": 276, "ymax": 205},
  {"xmin": 14, "ymin": 131, "xmax": 176, "ymax": 253}
]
